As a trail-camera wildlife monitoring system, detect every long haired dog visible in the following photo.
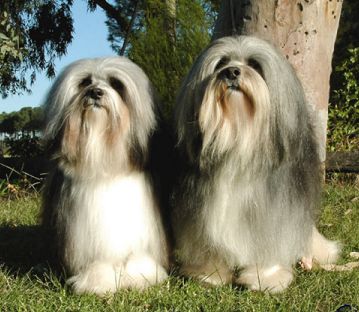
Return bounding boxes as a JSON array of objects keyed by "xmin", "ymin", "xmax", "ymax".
[
  {"xmin": 41, "ymin": 57, "xmax": 168, "ymax": 295},
  {"xmin": 172, "ymin": 36, "xmax": 340, "ymax": 293}
]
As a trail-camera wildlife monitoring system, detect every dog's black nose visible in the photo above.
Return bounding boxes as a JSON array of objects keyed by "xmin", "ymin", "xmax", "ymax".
[
  {"xmin": 87, "ymin": 88, "xmax": 104, "ymax": 99},
  {"xmin": 223, "ymin": 67, "xmax": 241, "ymax": 80}
]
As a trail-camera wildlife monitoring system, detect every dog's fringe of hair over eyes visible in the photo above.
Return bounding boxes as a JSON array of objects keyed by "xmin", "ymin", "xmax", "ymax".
[{"xmin": 171, "ymin": 36, "xmax": 339, "ymax": 292}]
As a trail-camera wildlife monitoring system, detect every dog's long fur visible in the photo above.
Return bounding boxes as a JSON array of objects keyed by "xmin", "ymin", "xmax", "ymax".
[
  {"xmin": 41, "ymin": 57, "xmax": 169, "ymax": 295},
  {"xmin": 172, "ymin": 36, "xmax": 340, "ymax": 292}
]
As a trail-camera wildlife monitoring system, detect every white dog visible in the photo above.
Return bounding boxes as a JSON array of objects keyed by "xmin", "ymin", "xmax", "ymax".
[{"xmin": 41, "ymin": 57, "xmax": 169, "ymax": 295}]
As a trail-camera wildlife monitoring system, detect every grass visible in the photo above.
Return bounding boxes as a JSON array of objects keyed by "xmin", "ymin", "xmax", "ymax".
[{"xmin": 0, "ymin": 178, "xmax": 358, "ymax": 312}]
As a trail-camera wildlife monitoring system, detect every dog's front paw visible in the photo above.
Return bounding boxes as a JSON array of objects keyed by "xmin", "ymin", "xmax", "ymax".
[
  {"xmin": 123, "ymin": 254, "xmax": 168, "ymax": 289},
  {"xmin": 237, "ymin": 265, "xmax": 293, "ymax": 293},
  {"xmin": 67, "ymin": 256, "xmax": 168, "ymax": 295},
  {"xmin": 67, "ymin": 262, "xmax": 121, "ymax": 295}
]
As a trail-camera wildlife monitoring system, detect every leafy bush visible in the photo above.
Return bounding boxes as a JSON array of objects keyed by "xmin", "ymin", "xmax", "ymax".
[
  {"xmin": 327, "ymin": 47, "xmax": 359, "ymax": 151},
  {"xmin": 4, "ymin": 135, "xmax": 43, "ymax": 158}
]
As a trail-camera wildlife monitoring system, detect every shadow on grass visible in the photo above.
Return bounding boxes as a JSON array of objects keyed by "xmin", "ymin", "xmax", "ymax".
[{"xmin": 0, "ymin": 225, "xmax": 60, "ymax": 278}]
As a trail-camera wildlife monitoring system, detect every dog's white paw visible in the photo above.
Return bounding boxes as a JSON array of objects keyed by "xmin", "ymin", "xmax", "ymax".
[
  {"xmin": 123, "ymin": 254, "xmax": 168, "ymax": 289},
  {"xmin": 67, "ymin": 256, "xmax": 167, "ymax": 295},
  {"xmin": 67, "ymin": 262, "xmax": 121, "ymax": 295},
  {"xmin": 237, "ymin": 265, "xmax": 293, "ymax": 293}
]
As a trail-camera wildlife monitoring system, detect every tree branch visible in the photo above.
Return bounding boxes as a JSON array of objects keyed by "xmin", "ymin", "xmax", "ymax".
[
  {"xmin": 119, "ymin": 0, "xmax": 140, "ymax": 55},
  {"xmin": 91, "ymin": 0, "xmax": 129, "ymax": 30}
]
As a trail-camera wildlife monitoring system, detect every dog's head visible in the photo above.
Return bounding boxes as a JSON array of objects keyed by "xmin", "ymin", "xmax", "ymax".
[
  {"xmin": 176, "ymin": 36, "xmax": 309, "ymax": 168},
  {"xmin": 43, "ymin": 57, "xmax": 157, "ymax": 176}
]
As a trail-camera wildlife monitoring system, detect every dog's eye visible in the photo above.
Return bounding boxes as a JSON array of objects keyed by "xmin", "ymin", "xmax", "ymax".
[
  {"xmin": 214, "ymin": 57, "xmax": 230, "ymax": 71},
  {"xmin": 248, "ymin": 58, "xmax": 263, "ymax": 77},
  {"xmin": 79, "ymin": 76, "xmax": 92, "ymax": 88},
  {"xmin": 109, "ymin": 77, "xmax": 125, "ymax": 96}
]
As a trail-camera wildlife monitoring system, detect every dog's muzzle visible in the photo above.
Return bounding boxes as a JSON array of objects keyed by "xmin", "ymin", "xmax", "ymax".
[
  {"xmin": 218, "ymin": 67, "xmax": 241, "ymax": 90},
  {"xmin": 84, "ymin": 87, "xmax": 104, "ymax": 108}
]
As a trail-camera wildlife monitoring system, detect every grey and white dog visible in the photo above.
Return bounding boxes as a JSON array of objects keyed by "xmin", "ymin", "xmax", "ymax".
[
  {"xmin": 41, "ymin": 57, "xmax": 169, "ymax": 295},
  {"xmin": 172, "ymin": 36, "xmax": 339, "ymax": 293}
]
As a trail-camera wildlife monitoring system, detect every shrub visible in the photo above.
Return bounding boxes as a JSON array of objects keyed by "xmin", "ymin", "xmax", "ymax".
[
  {"xmin": 327, "ymin": 47, "xmax": 359, "ymax": 151},
  {"xmin": 4, "ymin": 135, "xmax": 43, "ymax": 158}
]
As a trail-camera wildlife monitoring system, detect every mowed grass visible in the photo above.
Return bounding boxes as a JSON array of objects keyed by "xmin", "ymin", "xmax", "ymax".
[{"xmin": 0, "ymin": 178, "xmax": 358, "ymax": 312}]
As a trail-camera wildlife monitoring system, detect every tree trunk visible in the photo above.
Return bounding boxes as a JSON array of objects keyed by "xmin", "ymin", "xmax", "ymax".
[
  {"xmin": 164, "ymin": 0, "xmax": 177, "ymax": 47},
  {"xmin": 119, "ymin": 0, "xmax": 140, "ymax": 55},
  {"xmin": 213, "ymin": 0, "xmax": 343, "ymax": 162}
]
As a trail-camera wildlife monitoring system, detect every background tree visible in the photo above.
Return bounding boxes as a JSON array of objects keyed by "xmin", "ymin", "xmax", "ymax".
[
  {"xmin": 331, "ymin": 0, "xmax": 358, "ymax": 80},
  {"xmin": 327, "ymin": 47, "xmax": 359, "ymax": 152},
  {"xmin": 87, "ymin": 0, "xmax": 143, "ymax": 55},
  {"xmin": 0, "ymin": 0, "xmax": 74, "ymax": 98},
  {"xmin": 0, "ymin": 107, "xmax": 43, "ymax": 157},
  {"xmin": 23, "ymin": 107, "xmax": 43, "ymax": 137},
  {"xmin": 213, "ymin": 0, "xmax": 343, "ymax": 162},
  {"xmin": 326, "ymin": 1, "xmax": 359, "ymax": 152},
  {"xmin": 0, "ymin": 11, "xmax": 26, "ymax": 94},
  {"xmin": 0, "ymin": 107, "xmax": 43, "ymax": 137},
  {"xmin": 128, "ymin": 0, "xmax": 214, "ymax": 116}
]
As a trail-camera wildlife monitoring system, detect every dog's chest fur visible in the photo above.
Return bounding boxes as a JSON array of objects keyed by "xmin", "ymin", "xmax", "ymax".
[{"xmin": 61, "ymin": 172, "xmax": 162, "ymax": 271}]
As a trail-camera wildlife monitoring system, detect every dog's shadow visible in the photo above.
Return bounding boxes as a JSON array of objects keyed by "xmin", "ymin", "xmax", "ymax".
[{"xmin": 0, "ymin": 225, "xmax": 60, "ymax": 279}]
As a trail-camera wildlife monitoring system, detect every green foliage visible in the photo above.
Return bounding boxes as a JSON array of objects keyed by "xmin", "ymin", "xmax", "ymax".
[
  {"xmin": 99, "ymin": 0, "xmax": 146, "ymax": 55},
  {"xmin": 332, "ymin": 0, "xmax": 359, "ymax": 78},
  {"xmin": 0, "ymin": 11, "xmax": 24, "ymax": 62},
  {"xmin": 0, "ymin": 107, "xmax": 43, "ymax": 135},
  {"xmin": 327, "ymin": 48, "xmax": 359, "ymax": 151},
  {"xmin": 100, "ymin": 0, "xmax": 218, "ymax": 56},
  {"xmin": 0, "ymin": 10, "xmax": 28, "ymax": 95},
  {"xmin": 0, "ymin": 1, "xmax": 74, "ymax": 98},
  {"xmin": 0, "ymin": 106, "xmax": 43, "ymax": 156},
  {"xmin": 128, "ymin": 0, "xmax": 213, "ymax": 118},
  {"xmin": 5, "ymin": 135, "xmax": 43, "ymax": 158}
]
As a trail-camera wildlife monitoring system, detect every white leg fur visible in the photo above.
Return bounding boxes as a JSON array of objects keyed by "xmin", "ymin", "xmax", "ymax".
[
  {"xmin": 310, "ymin": 226, "xmax": 341, "ymax": 264},
  {"xmin": 237, "ymin": 265, "xmax": 293, "ymax": 293},
  {"xmin": 62, "ymin": 173, "xmax": 168, "ymax": 295}
]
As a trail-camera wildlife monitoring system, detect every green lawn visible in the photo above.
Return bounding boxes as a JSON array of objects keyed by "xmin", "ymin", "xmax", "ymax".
[{"xmin": 0, "ymin": 179, "xmax": 358, "ymax": 312}]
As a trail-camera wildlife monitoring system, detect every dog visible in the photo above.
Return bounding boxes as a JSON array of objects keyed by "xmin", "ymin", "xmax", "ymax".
[
  {"xmin": 41, "ymin": 57, "xmax": 169, "ymax": 295},
  {"xmin": 172, "ymin": 35, "xmax": 340, "ymax": 293}
]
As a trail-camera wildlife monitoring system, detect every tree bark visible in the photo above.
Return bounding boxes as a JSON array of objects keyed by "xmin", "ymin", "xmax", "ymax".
[{"xmin": 213, "ymin": 0, "xmax": 343, "ymax": 162}]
